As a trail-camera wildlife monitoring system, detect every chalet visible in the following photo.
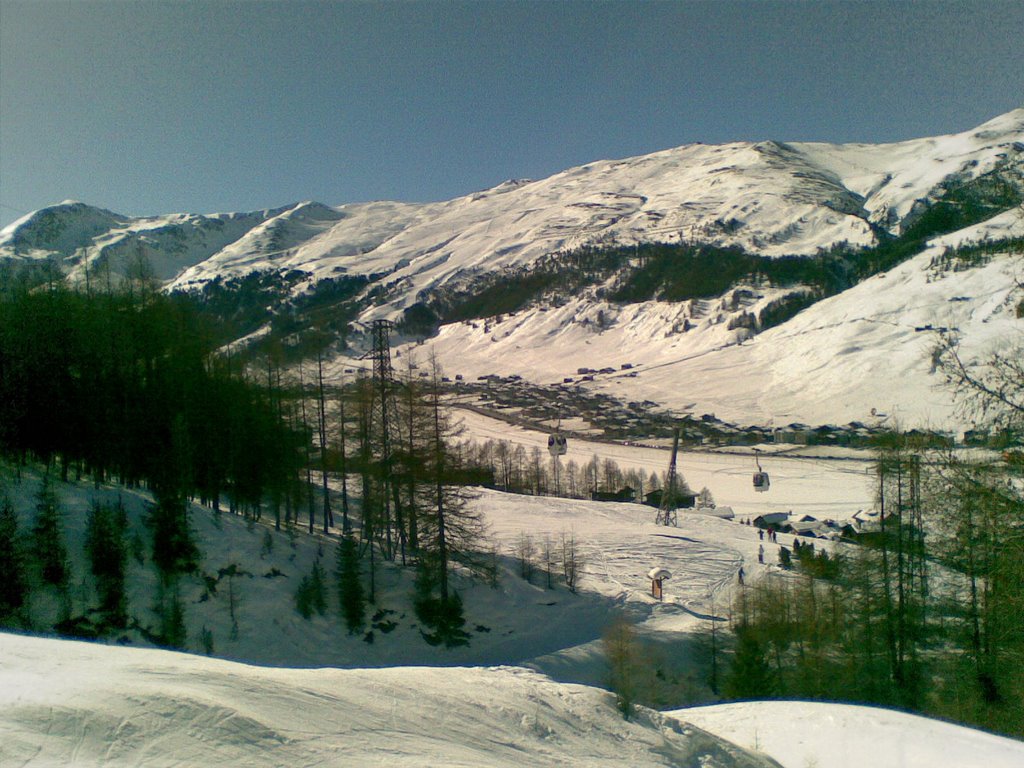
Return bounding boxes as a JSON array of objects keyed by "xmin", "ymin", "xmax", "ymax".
[
  {"xmin": 753, "ymin": 512, "xmax": 790, "ymax": 530},
  {"xmin": 791, "ymin": 520, "xmax": 828, "ymax": 538},
  {"xmin": 852, "ymin": 509, "xmax": 884, "ymax": 532},
  {"xmin": 591, "ymin": 486, "xmax": 637, "ymax": 503},
  {"xmin": 643, "ymin": 488, "xmax": 698, "ymax": 509},
  {"xmin": 839, "ymin": 523, "xmax": 859, "ymax": 540}
]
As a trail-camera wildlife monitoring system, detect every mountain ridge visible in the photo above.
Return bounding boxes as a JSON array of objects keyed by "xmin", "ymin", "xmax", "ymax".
[
  {"xmin": 4, "ymin": 108, "xmax": 1021, "ymax": 293},
  {"xmin": 3, "ymin": 109, "xmax": 1022, "ymax": 430}
]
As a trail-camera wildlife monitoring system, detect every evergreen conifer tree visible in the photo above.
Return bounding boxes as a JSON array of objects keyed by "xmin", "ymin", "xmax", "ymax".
[
  {"xmin": 336, "ymin": 533, "xmax": 365, "ymax": 634},
  {"xmin": 84, "ymin": 498, "xmax": 130, "ymax": 629},
  {"xmin": 149, "ymin": 490, "xmax": 199, "ymax": 579},
  {"xmin": 160, "ymin": 590, "xmax": 187, "ymax": 649},
  {"xmin": 725, "ymin": 624, "xmax": 778, "ymax": 698},
  {"xmin": 0, "ymin": 495, "xmax": 28, "ymax": 625},
  {"xmin": 32, "ymin": 474, "xmax": 68, "ymax": 589},
  {"xmin": 310, "ymin": 557, "xmax": 328, "ymax": 616}
]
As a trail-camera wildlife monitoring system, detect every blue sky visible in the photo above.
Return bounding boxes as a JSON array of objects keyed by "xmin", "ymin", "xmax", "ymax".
[{"xmin": 1, "ymin": 0, "xmax": 1021, "ymax": 228}]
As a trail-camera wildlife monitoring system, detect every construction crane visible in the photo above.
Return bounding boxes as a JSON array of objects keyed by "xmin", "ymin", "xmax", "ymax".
[{"xmin": 655, "ymin": 428, "xmax": 681, "ymax": 527}]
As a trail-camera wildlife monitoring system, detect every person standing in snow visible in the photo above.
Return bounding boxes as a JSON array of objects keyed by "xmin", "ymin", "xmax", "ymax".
[
  {"xmin": 758, "ymin": 544, "xmax": 764, "ymax": 564},
  {"xmin": 737, "ymin": 567, "xmax": 745, "ymax": 585}
]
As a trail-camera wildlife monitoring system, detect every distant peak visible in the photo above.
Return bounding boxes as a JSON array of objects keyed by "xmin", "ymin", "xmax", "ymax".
[
  {"xmin": 492, "ymin": 178, "xmax": 533, "ymax": 192},
  {"xmin": 969, "ymin": 106, "xmax": 1024, "ymax": 138}
]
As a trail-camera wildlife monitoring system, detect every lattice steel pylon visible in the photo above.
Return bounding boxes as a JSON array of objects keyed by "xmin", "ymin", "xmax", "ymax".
[
  {"xmin": 655, "ymin": 427, "xmax": 681, "ymax": 527},
  {"xmin": 369, "ymin": 320, "xmax": 397, "ymax": 409},
  {"xmin": 364, "ymin": 319, "xmax": 407, "ymax": 561}
]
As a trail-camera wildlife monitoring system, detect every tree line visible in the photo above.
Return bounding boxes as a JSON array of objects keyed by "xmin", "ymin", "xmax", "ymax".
[
  {"xmin": 0, "ymin": 276, "xmax": 300, "ymax": 510},
  {"xmin": 717, "ymin": 339, "xmax": 1024, "ymax": 736},
  {"xmin": 0, "ymin": 273, "xmax": 499, "ymax": 648}
]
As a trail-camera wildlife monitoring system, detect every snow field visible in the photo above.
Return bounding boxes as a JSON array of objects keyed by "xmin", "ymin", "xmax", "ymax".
[
  {"xmin": 674, "ymin": 700, "xmax": 1024, "ymax": 768},
  {"xmin": 0, "ymin": 632, "xmax": 779, "ymax": 768}
]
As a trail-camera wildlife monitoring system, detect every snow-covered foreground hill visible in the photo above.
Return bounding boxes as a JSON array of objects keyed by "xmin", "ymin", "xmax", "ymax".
[
  {"xmin": 3, "ymin": 632, "xmax": 1022, "ymax": 768},
  {"xmin": 0, "ymin": 632, "xmax": 777, "ymax": 768}
]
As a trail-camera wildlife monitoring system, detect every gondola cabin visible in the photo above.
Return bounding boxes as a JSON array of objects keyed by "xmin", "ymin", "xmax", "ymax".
[
  {"xmin": 753, "ymin": 470, "xmax": 770, "ymax": 492},
  {"xmin": 752, "ymin": 449, "xmax": 770, "ymax": 492},
  {"xmin": 548, "ymin": 433, "xmax": 568, "ymax": 457}
]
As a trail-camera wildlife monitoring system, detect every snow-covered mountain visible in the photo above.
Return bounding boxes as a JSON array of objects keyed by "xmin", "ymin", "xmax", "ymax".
[
  {"xmin": 0, "ymin": 200, "xmax": 283, "ymax": 283},
  {"xmin": 405, "ymin": 208, "xmax": 1024, "ymax": 428},
  {"xmin": 3, "ymin": 109, "xmax": 1022, "ymax": 429},
  {"xmin": 4, "ymin": 109, "xmax": 1020, "ymax": 292}
]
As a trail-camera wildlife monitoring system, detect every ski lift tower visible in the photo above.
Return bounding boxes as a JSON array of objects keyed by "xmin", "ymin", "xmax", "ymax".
[
  {"xmin": 548, "ymin": 423, "xmax": 567, "ymax": 495},
  {"xmin": 656, "ymin": 427, "xmax": 681, "ymax": 527},
  {"xmin": 368, "ymin": 320, "xmax": 398, "ymax": 454},
  {"xmin": 363, "ymin": 318, "xmax": 406, "ymax": 561}
]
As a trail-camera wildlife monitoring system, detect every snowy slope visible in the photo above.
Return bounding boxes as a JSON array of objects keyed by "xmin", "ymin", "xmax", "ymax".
[
  {"xmin": 393, "ymin": 212, "xmax": 1024, "ymax": 430},
  {"xmin": 0, "ymin": 633, "xmax": 779, "ymax": 768},
  {"xmin": 0, "ymin": 441, "xmax": 872, "ymax": 673},
  {"xmin": 0, "ymin": 462, "xmax": 822, "ymax": 767},
  {"xmin": 675, "ymin": 701, "xmax": 1024, "ymax": 768},
  {"xmin": 795, "ymin": 108, "xmax": 1024, "ymax": 231}
]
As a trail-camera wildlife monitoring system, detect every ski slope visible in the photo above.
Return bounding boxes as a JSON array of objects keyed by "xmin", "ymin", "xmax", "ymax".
[{"xmin": 3, "ymin": 632, "xmax": 1021, "ymax": 768}]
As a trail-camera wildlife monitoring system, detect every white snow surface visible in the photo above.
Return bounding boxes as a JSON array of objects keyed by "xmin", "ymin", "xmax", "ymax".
[
  {"xmin": 0, "ymin": 633, "xmax": 777, "ymax": 768},
  {"xmin": 674, "ymin": 700, "xmax": 1024, "ymax": 768},
  {"xmin": 392, "ymin": 229, "xmax": 1024, "ymax": 430},
  {"xmin": 4, "ymin": 631, "xmax": 1021, "ymax": 767},
  {"xmin": 6, "ymin": 626, "xmax": 1015, "ymax": 765}
]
